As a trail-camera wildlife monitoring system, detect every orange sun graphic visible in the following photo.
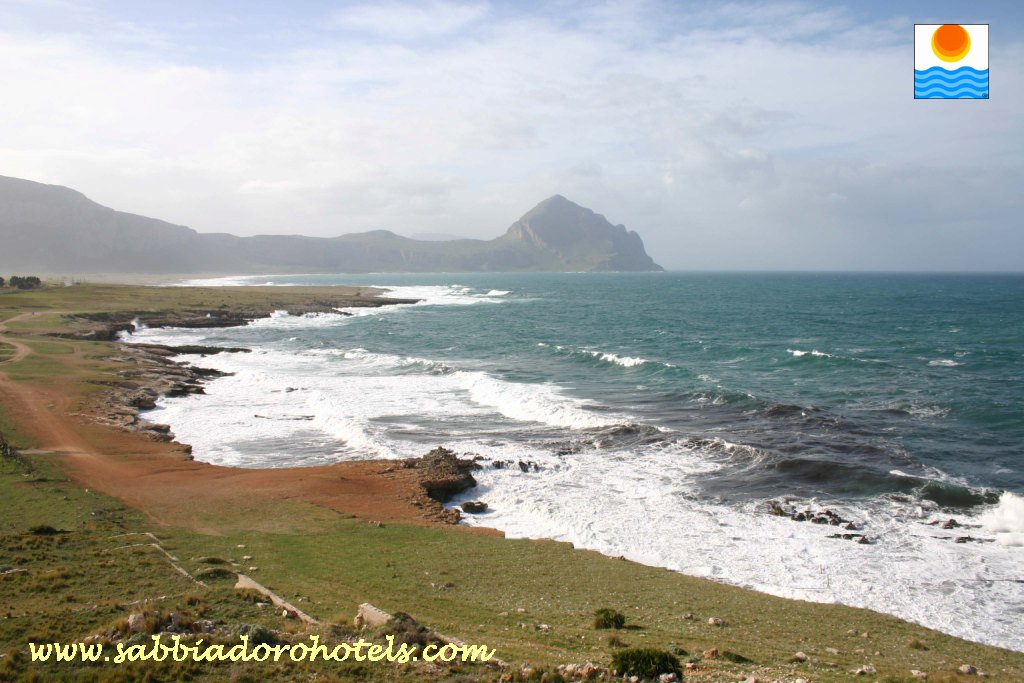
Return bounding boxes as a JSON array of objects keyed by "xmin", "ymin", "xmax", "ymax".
[{"xmin": 931, "ymin": 24, "xmax": 971, "ymax": 62}]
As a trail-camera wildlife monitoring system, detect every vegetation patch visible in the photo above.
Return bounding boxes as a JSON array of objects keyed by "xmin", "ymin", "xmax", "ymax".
[
  {"xmin": 611, "ymin": 647, "xmax": 682, "ymax": 679},
  {"xmin": 593, "ymin": 607, "xmax": 626, "ymax": 629}
]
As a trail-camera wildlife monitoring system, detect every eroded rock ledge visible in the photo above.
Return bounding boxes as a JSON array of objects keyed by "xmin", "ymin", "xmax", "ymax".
[
  {"xmin": 386, "ymin": 447, "xmax": 481, "ymax": 524},
  {"xmin": 56, "ymin": 297, "xmax": 419, "ymax": 341},
  {"xmin": 89, "ymin": 343, "xmax": 236, "ymax": 445}
]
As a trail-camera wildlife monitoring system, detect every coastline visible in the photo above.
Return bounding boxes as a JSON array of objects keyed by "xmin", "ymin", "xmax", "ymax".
[{"xmin": 2, "ymin": 282, "xmax": 1023, "ymax": 682}]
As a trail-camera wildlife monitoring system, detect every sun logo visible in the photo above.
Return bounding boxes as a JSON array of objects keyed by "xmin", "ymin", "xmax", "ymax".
[
  {"xmin": 931, "ymin": 24, "xmax": 971, "ymax": 62},
  {"xmin": 914, "ymin": 24, "xmax": 988, "ymax": 99}
]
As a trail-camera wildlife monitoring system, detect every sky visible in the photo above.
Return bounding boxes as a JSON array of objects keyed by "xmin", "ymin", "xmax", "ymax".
[{"xmin": 1, "ymin": 0, "xmax": 1022, "ymax": 271}]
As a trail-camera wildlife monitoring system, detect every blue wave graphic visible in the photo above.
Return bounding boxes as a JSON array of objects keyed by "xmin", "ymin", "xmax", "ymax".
[
  {"xmin": 915, "ymin": 88, "xmax": 987, "ymax": 99},
  {"xmin": 915, "ymin": 73, "xmax": 988, "ymax": 85},
  {"xmin": 916, "ymin": 66, "xmax": 988, "ymax": 76},
  {"xmin": 915, "ymin": 67, "xmax": 988, "ymax": 99}
]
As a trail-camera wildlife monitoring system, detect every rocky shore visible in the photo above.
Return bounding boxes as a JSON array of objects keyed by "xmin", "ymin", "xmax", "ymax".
[
  {"xmin": 386, "ymin": 447, "xmax": 481, "ymax": 524},
  {"xmin": 70, "ymin": 297, "xmax": 418, "ymax": 446},
  {"xmin": 88, "ymin": 342, "xmax": 242, "ymax": 445},
  {"xmin": 58, "ymin": 298, "xmax": 490, "ymax": 526},
  {"xmin": 56, "ymin": 297, "xmax": 419, "ymax": 341}
]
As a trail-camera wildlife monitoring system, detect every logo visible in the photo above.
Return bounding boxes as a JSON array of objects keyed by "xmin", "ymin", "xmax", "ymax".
[{"xmin": 914, "ymin": 24, "xmax": 988, "ymax": 99}]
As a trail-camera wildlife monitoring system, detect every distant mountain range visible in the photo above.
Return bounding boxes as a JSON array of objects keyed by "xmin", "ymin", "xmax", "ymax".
[{"xmin": 0, "ymin": 175, "xmax": 662, "ymax": 274}]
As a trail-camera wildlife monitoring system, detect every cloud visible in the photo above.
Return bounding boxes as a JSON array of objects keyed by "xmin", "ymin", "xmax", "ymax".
[
  {"xmin": 329, "ymin": 1, "xmax": 488, "ymax": 40},
  {"xmin": 0, "ymin": 1, "xmax": 1021, "ymax": 270}
]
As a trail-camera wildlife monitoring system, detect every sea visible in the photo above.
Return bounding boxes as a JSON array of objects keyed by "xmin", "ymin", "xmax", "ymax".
[{"xmin": 123, "ymin": 272, "xmax": 1024, "ymax": 651}]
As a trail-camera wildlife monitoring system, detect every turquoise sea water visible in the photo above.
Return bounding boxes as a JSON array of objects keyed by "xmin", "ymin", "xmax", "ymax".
[{"xmin": 130, "ymin": 272, "xmax": 1024, "ymax": 649}]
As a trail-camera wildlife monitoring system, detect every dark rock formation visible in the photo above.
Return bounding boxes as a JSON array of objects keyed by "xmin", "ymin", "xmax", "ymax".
[{"xmin": 409, "ymin": 447, "xmax": 479, "ymax": 503}]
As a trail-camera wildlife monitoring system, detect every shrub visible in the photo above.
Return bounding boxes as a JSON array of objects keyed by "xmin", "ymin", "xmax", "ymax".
[
  {"xmin": 8, "ymin": 276, "xmax": 41, "ymax": 290},
  {"xmin": 236, "ymin": 623, "xmax": 277, "ymax": 646},
  {"xmin": 611, "ymin": 648, "xmax": 682, "ymax": 679},
  {"xmin": 0, "ymin": 277, "xmax": 5, "ymax": 287},
  {"xmin": 379, "ymin": 612, "xmax": 439, "ymax": 651},
  {"xmin": 594, "ymin": 608, "xmax": 626, "ymax": 629}
]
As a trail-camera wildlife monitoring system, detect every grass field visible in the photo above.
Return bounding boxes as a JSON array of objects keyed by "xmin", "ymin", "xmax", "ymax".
[{"xmin": 1, "ymin": 283, "xmax": 1022, "ymax": 682}]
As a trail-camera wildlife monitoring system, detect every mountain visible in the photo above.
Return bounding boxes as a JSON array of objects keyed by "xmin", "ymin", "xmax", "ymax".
[{"xmin": 0, "ymin": 176, "xmax": 663, "ymax": 274}]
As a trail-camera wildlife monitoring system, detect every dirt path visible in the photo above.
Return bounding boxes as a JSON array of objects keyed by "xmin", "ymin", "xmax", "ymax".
[{"xmin": 0, "ymin": 312, "xmax": 37, "ymax": 365}]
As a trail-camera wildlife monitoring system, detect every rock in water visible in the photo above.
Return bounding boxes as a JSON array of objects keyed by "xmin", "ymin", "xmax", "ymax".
[
  {"xmin": 412, "ymin": 447, "xmax": 480, "ymax": 502},
  {"xmin": 461, "ymin": 501, "xmax": 488, "ymax": 514}
]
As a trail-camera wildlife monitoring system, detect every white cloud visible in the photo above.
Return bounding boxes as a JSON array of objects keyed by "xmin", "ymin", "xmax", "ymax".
[{"xmin": 329, "ymin": 1, "xmax": 488, "ymax": 40}]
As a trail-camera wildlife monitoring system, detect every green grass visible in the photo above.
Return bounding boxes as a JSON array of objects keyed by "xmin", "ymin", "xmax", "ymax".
[
  {"xmin": 0, "ymin": 453, "xmax": 487, "ymax": 682},
  {"xmin": 0, "ymin": 283, "xmax": 380, "ymax": 334}
]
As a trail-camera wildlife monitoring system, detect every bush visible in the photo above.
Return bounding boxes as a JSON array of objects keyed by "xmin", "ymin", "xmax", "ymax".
[
  {"xmin": 611, "ymin": 648, "xmax": 682, "ymax": 679},
  {"xmin": 380, "ymin": 612, "xmax": 439, "ymax": 652},
  {"xmin": 0, "ymin": 276, "xmax": 5, "ymax": 287},
  {"xmin": 236, "ymin": 623, "xmax": 277, "ymax": 646},
  {"xmin": 8, "ymin": 276, "xmax": 41, "ymax": 290},
  {"xmin": 594, "ymin": 608, "xmax": 626, "ymax": 629}
]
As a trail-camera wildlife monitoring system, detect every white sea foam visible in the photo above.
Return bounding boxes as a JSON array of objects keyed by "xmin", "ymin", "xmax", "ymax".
[
  {"xmin": 787, "ymin": 348, "xmax": 832, "ymax": 358},
  {"xmin": 457, "ymin": 451, "xmax": 1024, "ymax": 651},
  {"xmin": 907, "ymin": 403, "xmax": 951, "ymax": 419},
  {"xmin": 333, "ymin": 284, "xmax": 505, "ymax": 316},
  {"xmin": 980, "ymin": 492, "xmax": 1024, "ymax": 547},
  {"xmin": 454, "ymin": 370, "xmax": 620, "ymax": 429},
  {"xmin": 487, "ymin": 290, "xmax": 510, "ymax": 296},
  {"xmin": 587, "ymin": 350, "xmax": 647, "ymax": 367},
  {"xmin": 172, "ymin": 275, "xmax": 262, "ymax": 287},
  {"xmin": 542, "ymin": 344, "xmax": 677, "ymax": 370},
  {"xmin": 928, "ymin": 359, "xmax": 962, "ymax": 367},
  {"xmin": 122, "ymin": 298, "xmax": 1024, "ymax": 652}
]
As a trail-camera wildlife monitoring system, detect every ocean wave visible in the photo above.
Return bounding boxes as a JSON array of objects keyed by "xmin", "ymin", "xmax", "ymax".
[
  {"xmin": 907, "ymin": 402, "xmax": 950, "ymax": 419},
  {"xmin": 539, "ymin": 343, "xmax": 677, "ymax": 370},
  {"xmin": 316, "ymin": 347, "xmax": 456, "ymax": 374},
  {"xmin": 587, "ymin": 350, "xmax": 647, "ymax": 367},
  {"xmin": 454, "ymin": 370, "xmax": 622, "ymax": 429},
  {"xmin": 980, "ymin": 492, "xmax": 1024, "ymax": 547},
  {"xmin": 916, "ymin": 480, "xmax": 1000, "ymax": 508},
  {"xmin": 457, "ymin": 438, "xmax": 1024, "ymax": 651},
  {"xmin": 787, "ymin": 348, "xmax": 832, "ymax": 358},
  {"xmin": 928, "ymin": 359, "xmax": 962, "ymax": 367},
  {"xmin": 487, "ymin": 290, "xmax": 510, "ymax": 296},
  {"xmin": 349, "ymin": 284, "xmax": 505, "ymax": 311}
]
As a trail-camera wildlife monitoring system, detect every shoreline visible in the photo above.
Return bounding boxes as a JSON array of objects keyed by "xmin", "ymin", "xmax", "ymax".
[
  {"xmin": 111, "ymin": 297, "xmax": 1024, "ymax": 653},
  {"xmin": 2, "ymin": 283, "xmax": 1023, "ymax": 681},
  {"xmin": 28, "ymin": 290, "xmax": 494, "ymax": 532}
]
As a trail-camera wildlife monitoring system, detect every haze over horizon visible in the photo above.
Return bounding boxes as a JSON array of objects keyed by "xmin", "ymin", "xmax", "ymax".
[{"xmin": 1, "ymin": 0, "xmax": 1022, "ymax": 271}]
